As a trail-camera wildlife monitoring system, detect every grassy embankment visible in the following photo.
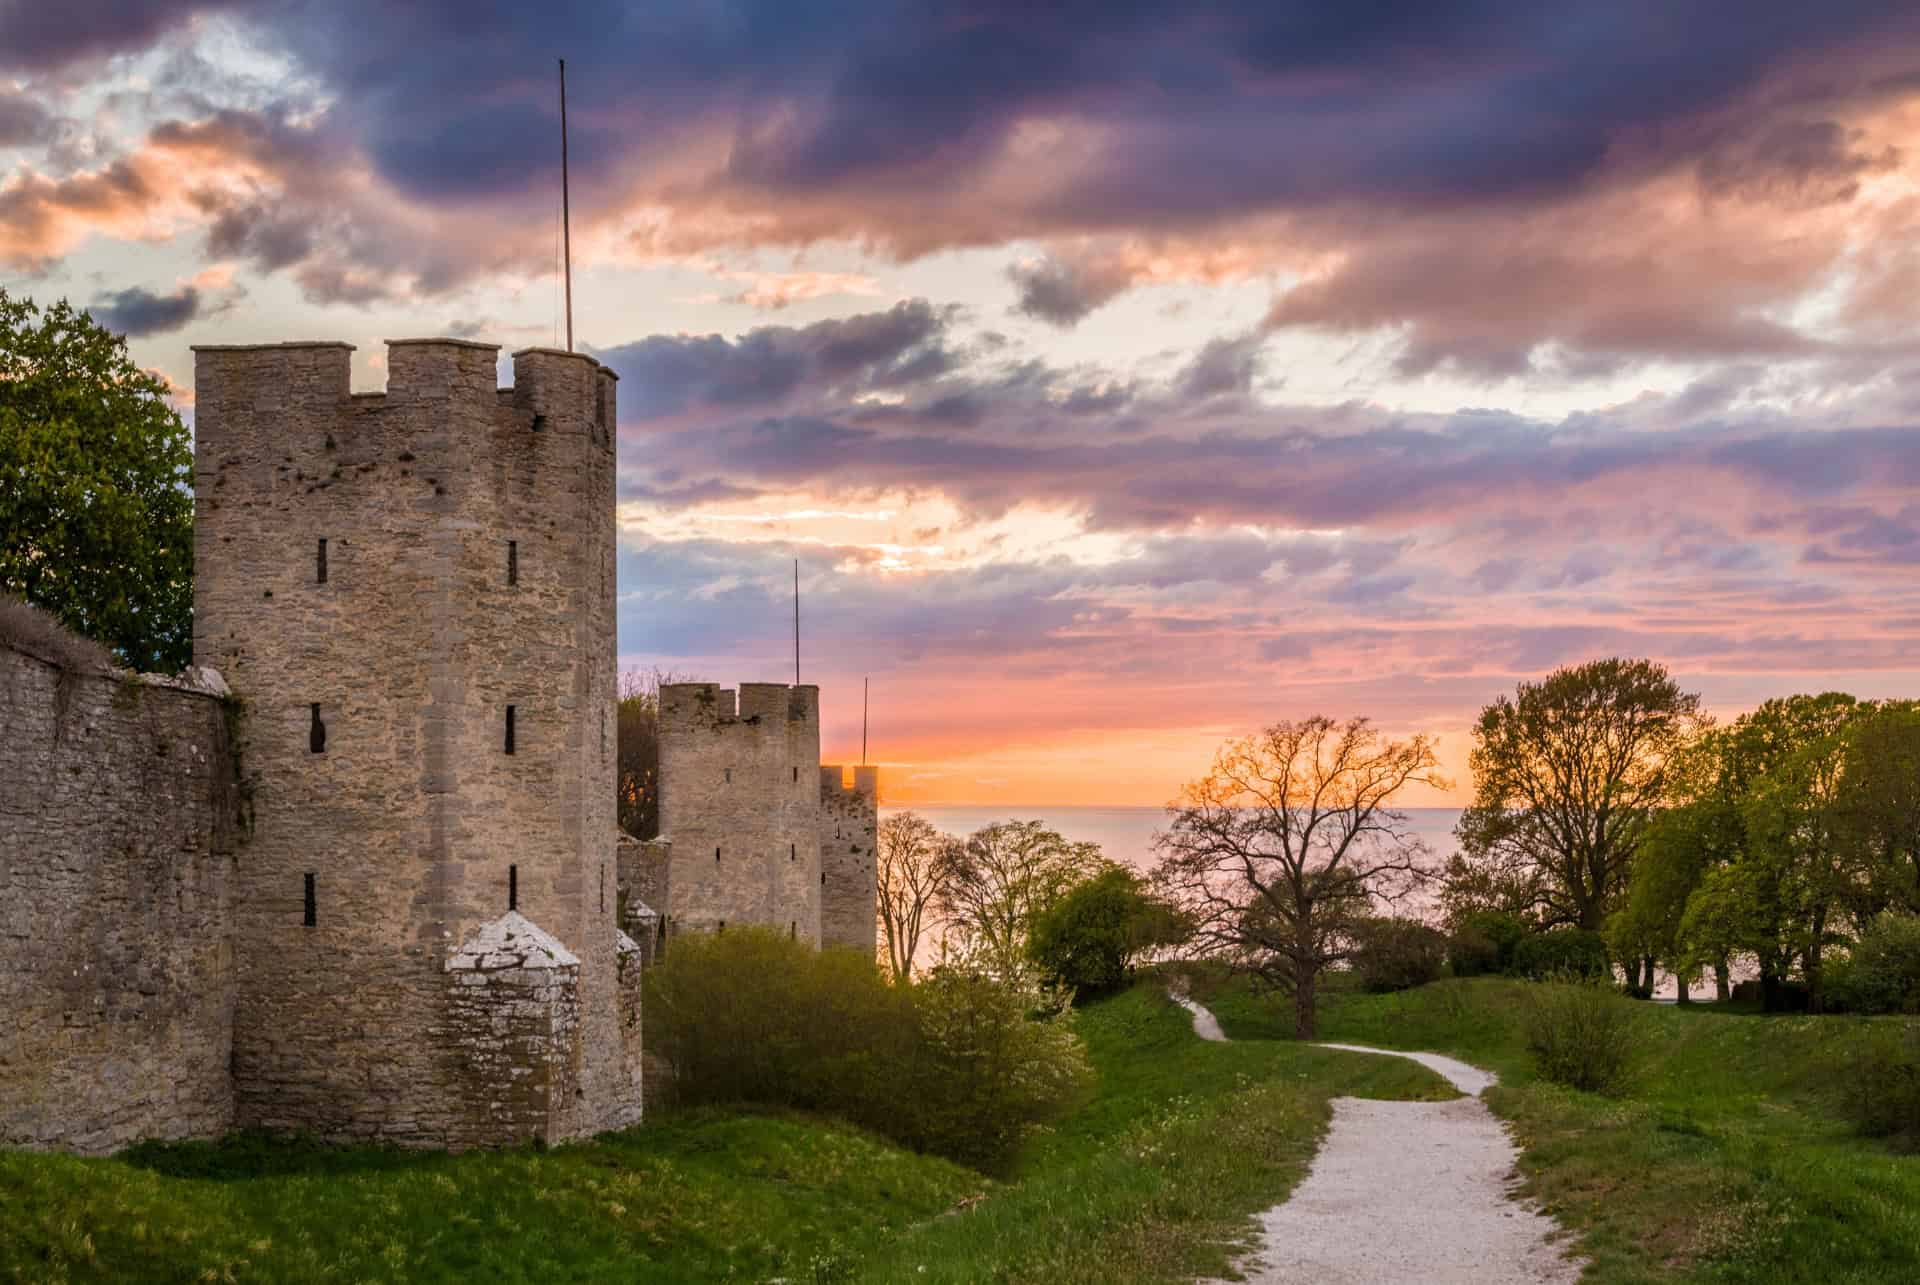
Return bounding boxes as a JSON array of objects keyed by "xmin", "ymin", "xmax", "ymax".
[
  {"xmin": 1198, "ymin": 972, "xmax": 1920, "ymax": 1284},
  {"xmin": 1, "ymin": 983, "xmax": 1449, "ymax": 1284}
]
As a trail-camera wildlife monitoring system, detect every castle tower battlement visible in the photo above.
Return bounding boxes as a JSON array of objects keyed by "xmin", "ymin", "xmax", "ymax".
[
  {"xmin": 657, "ymin": 682, "xmax": 822, "ymax": 940},
  {"xmin": 190, "ymin": 337, "xmax": 635, "ymax": 1147}
]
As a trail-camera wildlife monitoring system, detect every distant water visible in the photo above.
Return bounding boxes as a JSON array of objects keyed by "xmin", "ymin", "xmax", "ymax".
[{"xmin": 884, "ymin": 805, "xmax": 1465, "ymax": 874}]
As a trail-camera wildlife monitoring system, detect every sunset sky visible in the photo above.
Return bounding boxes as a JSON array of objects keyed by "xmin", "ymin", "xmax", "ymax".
[{"xmin": 7, "ymin": 3, "xmax": 1920, "ymax": 806}]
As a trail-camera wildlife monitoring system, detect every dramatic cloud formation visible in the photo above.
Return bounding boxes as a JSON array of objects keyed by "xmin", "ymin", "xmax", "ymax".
[{"xmin": 10, "ymin": 2, "xmax": 1920, "ymax": 801}]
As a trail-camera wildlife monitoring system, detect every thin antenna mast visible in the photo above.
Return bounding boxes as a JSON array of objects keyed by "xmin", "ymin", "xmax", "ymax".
[
  {"xmin": 793, "ymin": 559, "xmax": 800, "ymax": 685},
  {"xmin": 559, "ymin": 58, "xmax": 573, "ymax": 353},
  {"xmin": 861, "ymin": 676, "xmax": 869, "ymax": 765}
]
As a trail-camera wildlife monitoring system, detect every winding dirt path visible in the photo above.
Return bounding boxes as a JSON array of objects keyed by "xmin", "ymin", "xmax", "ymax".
[{"xmin": 1176, "ymin": 995, "xmax": 1583, "ymax": 1285}]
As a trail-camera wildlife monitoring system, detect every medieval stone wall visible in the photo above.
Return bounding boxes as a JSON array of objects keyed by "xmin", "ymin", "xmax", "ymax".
[
  {"xmin": 0, "ymin": 643, "xmax": 239, "ymax": 1154},
  {"xmin": 657, "ymin": 683, "xmax": 821, "ymax": 940},
  {"xmin": 819, "ymin": 766, "xmax": 879, "ymax": 955},
  {"xmin": 191, "ymin": 338, "xmax": 633, "ymax": 1145}
]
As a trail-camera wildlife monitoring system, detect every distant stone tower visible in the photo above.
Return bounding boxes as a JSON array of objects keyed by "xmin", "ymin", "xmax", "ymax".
[
  {"xmin": 190, "ymin": 338, "xmax": 640, "ymax": 1147},
  {"xmin": 819, "ymin": 766, "xmax": 879, "ymax": 954},
  {"xmin": 656, "ymin": 683, "xmax": 822, "ymax": 941}
]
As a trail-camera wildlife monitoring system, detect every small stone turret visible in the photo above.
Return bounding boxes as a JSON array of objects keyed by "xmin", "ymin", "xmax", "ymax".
[
  {"xmin": 657, "ymin": 682, "xmax": 823, "ymax": 940},
  {"xmin": 820, "ymin": 765, "xmax": 880, "ymax": 954}
]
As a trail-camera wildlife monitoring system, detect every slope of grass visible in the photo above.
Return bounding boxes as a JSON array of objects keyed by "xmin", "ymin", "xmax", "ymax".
[
  {"xmin": 853, "ymin": 979, "xmax": 1454, "ymax": 1283},
  {"xmin": 1, "ymin": 1112, "xmax": 981, "ymax": 1283},
  {"xmin": 1200, "ymin": 972, "xmax": 1920, "ymax": 1284},
  {"xmin": 1, "ymin": 979, "xmax": 1452, "ymax": 1284}
]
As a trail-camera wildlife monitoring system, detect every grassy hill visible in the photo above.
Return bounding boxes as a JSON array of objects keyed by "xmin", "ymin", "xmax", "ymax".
[{"xmin": 0, "ymin": 982, "xmax": 1448, "ymax": 1283}]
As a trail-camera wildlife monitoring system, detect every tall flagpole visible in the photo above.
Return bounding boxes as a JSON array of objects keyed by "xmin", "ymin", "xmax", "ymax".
[
  {"xmin": 559, "ymin": 58, "xmax": 573, "ymax": 353},
  {"xmin": 862, "ymin": 676, "xmax": 869, "ymax": 765},
  {"xmin": 793, "ymin": 559, "xmax": 800, "ymax": 685}
]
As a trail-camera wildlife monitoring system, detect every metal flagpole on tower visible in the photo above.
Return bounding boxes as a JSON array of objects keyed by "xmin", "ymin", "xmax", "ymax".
[
  {"xmin": 559, "ymin": 58, "xmax": 573, "ymax": 353},
  {"xmin": 793, "ymin": 559, "xmax": 800, "ymax": 685},
  {"xmin": 862, "ymin": 676, "xmax": 869, "ymax": 765}
]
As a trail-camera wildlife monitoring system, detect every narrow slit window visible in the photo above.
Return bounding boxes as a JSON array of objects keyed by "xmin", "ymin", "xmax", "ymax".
[
  {"xmin": 790, "ymin": 843, "xmax": 796, "ymax": 862},
  {"xmin": 504, "ymin": 705, "xmax": 516, "ymax": 755},
  {"xmin": 717, "ymin": 920, "xmax": 725, "ymax": 934},
  {"xmin": 790, "ymin": 921, "xmax": 796, "ymax": 939},
  {"xmin": 531, "ymin": 413, "xmax": 547, "ymax": 433},
  {"xmin": 599, "ymin": 864, "xmax": 606, "ymax": 914},
  {"xmin": 715, "ymin": 845, "xmax": 721, "ymax": 863},
  {"xmin": 303, "ymin": 873, "xmax": 316, "ymax": 927},
  {"xmin": 309, "ymin": 704, "xmax": 326, "ymax": 754},
  {"xmin": 792, "ymin": 766, "xmax": 799, "ymax": 783},
  {"xmin": 316, "ymin": 537, "xmax": 328, "ymax": 584},
  {"xmin": 509, "ymin": 864, "xmax": 519, "ymax": 911},
  {"xmin": 724, "ymin": 767, "xmax": 731, "ymax": 783},
  {"xmin": 507, "ymin": 540, "xmax": 518, "ymax": 585}
]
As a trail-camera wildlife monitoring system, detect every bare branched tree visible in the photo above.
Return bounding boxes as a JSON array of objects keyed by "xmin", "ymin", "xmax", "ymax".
[
  {"xmin": 1150, "ymin": 716, "xmax": 1446, "ymax": 1038},
  {"xmin": 877, "ymin": 812, "xmax": 959, "ymax": 980}
]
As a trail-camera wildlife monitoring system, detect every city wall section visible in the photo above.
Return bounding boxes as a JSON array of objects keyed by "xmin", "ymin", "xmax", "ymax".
[
  {"xmin": 191, "ymin": 338, "xmax": 636, "ymax": 1146},
  {"xmin": 0, "ymin": 640, "xmax": 240, "ymax": 1154}
]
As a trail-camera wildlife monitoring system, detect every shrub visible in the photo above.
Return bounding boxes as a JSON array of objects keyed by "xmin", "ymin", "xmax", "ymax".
[
  {"xmin": 1841, "ymin": 1022, "xmax": 1920, "ymax": 1147},
  {"xmin": 1522, "ymin": 979, "xmax": 1637, "ymax": 1093},
  {"xmin": 1350, "ymin": 916, "xmax": 1448, "ymax": 992},
  {"xmin": 1447, "ymin": 911, "xmax": 1529, "ymax": 977},
  {"xmin": 1027, "ymin": 866, "xmax": 1186, "ymax": 995},
  {"xmin": 644, "ymin": 927, "xmax": 1091, "ymax": 1170},
  {"xmin": 1833, "ymin": 914, "xmax": 1920, "ymax": 1015},
  {"xmin": 1511, "ymin": 927, "xmax": 1610, "ymax": 981}
]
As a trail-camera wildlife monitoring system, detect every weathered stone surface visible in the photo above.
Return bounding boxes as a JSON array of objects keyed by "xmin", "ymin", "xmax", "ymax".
[
  {"xmin": 0, "ymin": 646, "xmax": 239, "ymax": 1154},
  {"xmin": 820, "ymin": 765, "xmax": 878, "ymax": 956}
]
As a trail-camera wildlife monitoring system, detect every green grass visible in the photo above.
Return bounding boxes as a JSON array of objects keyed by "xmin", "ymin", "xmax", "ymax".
[
  {"xmin": 1200, "ymin": 972, "xmax": 1920, "ymax": 1283},
  {"xmin": 1, "ymin": 981, "xmax": 1451, "ymax": 1283}
]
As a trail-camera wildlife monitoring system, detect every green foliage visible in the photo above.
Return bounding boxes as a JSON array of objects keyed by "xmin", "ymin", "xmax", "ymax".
[
  {"xmin": 1840, "ymin": 1022, "xmax": 1920, "ymax": 1147},
  {"xmin": 1511, "ymin": 927, "xmax": 1610, "ymax": 981},
  {"xmin": 1027, "ymin": 866, "xmax": 1187, "ymax": 995},
  {"xmin": 1521, "ymin": 980, "xmax": 1637, "ymax": 1094},
  {"xmin": 0, "ymin": 290, "xmax": 193, "ymax": 672},
  {"xmin": 938, "ymin": 820, "xmax": 1110, "ymax": 981},
  {"xmin": 644, "ymin": 928, "xmax": 1092, "ymax": 1170},
  {"xmin": 615, "ymin": 667, "xmax": 696, "ymax": 838},
  {"xmin": 1455, "ymin": 657, "xmax": 1703, "ymax": 932},
  {"xmin": 1446, "ymin": 910, "xmax": 1528, "ymax": 977},
  {"xmin": 1348, "ymin": 915, "xmax": 1447, "ymax": 992},
  {"xmin": 1832, "ymin": 914, "xmax": 1920, "ymax": 1015}
]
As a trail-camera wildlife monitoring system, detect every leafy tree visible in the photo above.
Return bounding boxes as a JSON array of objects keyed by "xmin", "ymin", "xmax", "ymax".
[
  {"xmin": 877, "ymin": 811, "xmax": 959, "ymax": 980},
  {"xmin": 1348, "ymin": 916, "xmax": 1447, "ymax": 992},
  {"xmin": 1667, "ymin": 693, "xmax": 1866, "ymax": 1010},
  {"xmin": 1027, "ymin": 866, "xmax": 1187, "ymax": 994},
  {"xmin": 1454, "ymin": 658, "xmax": 1704, "ymax": 933},
  {"xmin": 0, "ymin": 290, "xmax": 193, "ymax": 671},
  {"xmin": 1838, "ymin": 703, "xmax": 1920, "ymax": 916},
  {"xmin": 937, "ymin": 820, "xmax": 1108, "ymax": 981},
  {"xmin": 1150, "ymin": 716, "xmax": 1444, "ymax": 1038}
]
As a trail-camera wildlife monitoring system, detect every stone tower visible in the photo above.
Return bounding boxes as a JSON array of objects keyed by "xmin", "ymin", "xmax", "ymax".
[
  {"xmin": 656, "ymin": 683, "xmax": 822, "ymax": 940},
  {"xmin": 819, "ymin": 766, "xmax": 879, "ymax": 954},
  {"xmin": 190, "ymin": 338, "xmax": 640, "ymax": 1147}
]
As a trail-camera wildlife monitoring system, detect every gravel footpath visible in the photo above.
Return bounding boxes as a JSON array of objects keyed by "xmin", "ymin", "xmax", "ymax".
[{"xmin": 1176, "ymin": 996, "xmax": 1584, "ymax": 1285}]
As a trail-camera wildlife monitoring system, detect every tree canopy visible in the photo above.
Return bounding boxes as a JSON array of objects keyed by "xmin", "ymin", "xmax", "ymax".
[
  {"xmin": 0, "ymin": 290, "xmax": 193, "ymax": 672},
  {"xmin": 1455, "ymin": 658, "xmax": 1704, "ymax": 932}
]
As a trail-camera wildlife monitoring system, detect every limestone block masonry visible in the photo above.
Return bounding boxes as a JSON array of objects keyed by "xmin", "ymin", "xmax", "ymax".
[
  {"xmin": 190, "ymin": 338, "xmax": 637, "ymax": 1147},
  {"xmin": 820, "ymin": 766, "xmax": 878, "ymax": 954},
  {"xmin": 0, "ymin": 643, "xmax": 240, "ymax": 1154}
]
